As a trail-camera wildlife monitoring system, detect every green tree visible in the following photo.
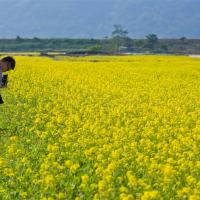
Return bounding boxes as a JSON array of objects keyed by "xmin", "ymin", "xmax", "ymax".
[
  {"xmin": 111, "ymin": 24, "xmax": 130, "ymax": 52},
  {"xmin": 146, "ymin": 34, "xmax": 158, "ymax": 50},
  {"xmin": 180, "ymin": 37, "xmax": 187, "ymax": 41},
  {"xmin": 112, "ymin": 24, "xmax": 128, "ymax": 38},
  {"xmin": 16, "ymin": 35, "xmax": 23, "ymax": 42},
  {"xmin": 86, "ymin": 45, "xmax": 102, "ymax": 52}
]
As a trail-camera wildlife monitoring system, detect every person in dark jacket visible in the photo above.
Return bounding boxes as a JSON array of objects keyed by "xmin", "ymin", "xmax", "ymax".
[{"xmin": 0, "ymin": 56, "xmax": 16, "ymax": 104}]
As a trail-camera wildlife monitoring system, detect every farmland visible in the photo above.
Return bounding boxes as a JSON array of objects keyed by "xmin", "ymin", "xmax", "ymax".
[{"xmin": 0, "ymin": 55, "xmax": 200, "ymax": 199}]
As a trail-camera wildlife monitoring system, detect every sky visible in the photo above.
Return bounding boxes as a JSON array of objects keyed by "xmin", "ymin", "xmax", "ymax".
[{"xmin": 0, "ymin": 0, "xmax": 200, "ymax": 38}]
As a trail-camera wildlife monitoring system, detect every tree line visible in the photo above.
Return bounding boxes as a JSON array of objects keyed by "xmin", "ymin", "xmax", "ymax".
[{"xmin": 0, "ymin": 25, "xmax": 200, "ymax": 54}]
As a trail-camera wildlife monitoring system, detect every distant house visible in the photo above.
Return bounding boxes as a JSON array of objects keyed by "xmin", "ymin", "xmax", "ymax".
[{"xmin": 119, "ymin": 46, "xmax": 130, "ymax": 52}]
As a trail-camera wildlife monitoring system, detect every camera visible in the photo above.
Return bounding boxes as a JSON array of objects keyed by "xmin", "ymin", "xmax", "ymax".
[
  {"xmin": 0, "ymin": 94, "xmax": 3, "ymax": 104},
  {"xmin": 0, "ymin": 74, "xmax": 8, "ymax": 104},
  {"xmin": 2, "ymin": 74, "xmax": 8, "ymax": 87}
]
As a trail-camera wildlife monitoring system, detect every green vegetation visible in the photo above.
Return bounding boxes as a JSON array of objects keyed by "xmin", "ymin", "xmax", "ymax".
[
  {"xmin": 1, "ymin": 37, "xmax": 200, "ymax": 55},
  {"xmin": 1, "ymin": 26, "xmax": 200, "ymax": 54}
]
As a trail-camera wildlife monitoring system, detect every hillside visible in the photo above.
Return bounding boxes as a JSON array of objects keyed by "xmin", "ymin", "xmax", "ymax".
[{"xmin": 0, "ymin": 0, "xmax": 200, "ymax": 38}]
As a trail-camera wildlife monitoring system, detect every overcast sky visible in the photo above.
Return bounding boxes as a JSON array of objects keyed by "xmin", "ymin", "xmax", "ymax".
[{"xmin": 0, "ymin": 0, "xmax": 200, "ymax": 38}]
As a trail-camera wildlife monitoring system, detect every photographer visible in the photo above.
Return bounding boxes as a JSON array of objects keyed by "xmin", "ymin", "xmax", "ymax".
[{"xmin": 0, "ymin": 56, "xmax": 16, "ymax": 104}]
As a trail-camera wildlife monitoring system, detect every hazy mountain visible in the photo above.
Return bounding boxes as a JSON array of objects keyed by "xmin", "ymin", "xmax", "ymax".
[{"xmin": 0, "ymin": 0, "xmax": 200, "ymax": 38}]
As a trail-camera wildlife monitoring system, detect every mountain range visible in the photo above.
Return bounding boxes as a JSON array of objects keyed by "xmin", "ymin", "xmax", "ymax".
[{"xmin": 0, "ymin": 0, "xmax": 200, "ymax": 38}]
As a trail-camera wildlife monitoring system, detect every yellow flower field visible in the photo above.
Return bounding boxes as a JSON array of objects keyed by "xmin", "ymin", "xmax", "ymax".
[{"xmin": 0, "ymin": 55, "xmax": 200, "ymax": 199}]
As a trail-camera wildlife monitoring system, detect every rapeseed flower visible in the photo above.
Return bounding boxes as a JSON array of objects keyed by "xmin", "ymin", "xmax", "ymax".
[{"xmin": 0, "ymin": 55, "xmax": 199, "ymax": 199}]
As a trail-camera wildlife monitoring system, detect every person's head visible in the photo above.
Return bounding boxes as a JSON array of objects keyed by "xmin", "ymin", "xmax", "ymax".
[{"xmin": 0, "ymin": 56, "xmax": 16, "ymax": 72}]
